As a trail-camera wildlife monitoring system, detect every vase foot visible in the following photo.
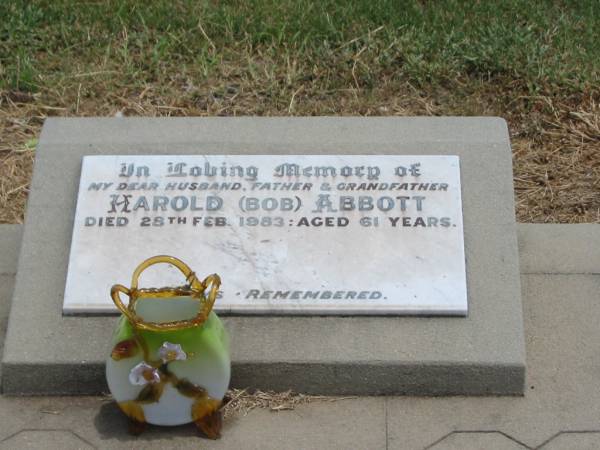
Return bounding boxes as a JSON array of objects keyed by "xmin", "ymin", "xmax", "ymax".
[
  {"xmin": 128, "ymin": 418, "xmax": 147, "ymax": 436},
  {"xmin": 117, "ymin": 400, "xmax": 147, "ymax": 436},
  {"xmin": 194, "ymin": 409, "xmax": 223, "ymax": 440}
]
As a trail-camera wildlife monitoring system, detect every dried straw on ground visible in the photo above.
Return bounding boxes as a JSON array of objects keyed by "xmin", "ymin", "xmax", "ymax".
[
  {"xmin": 221, "ymin": 389, "xmax": 356, "ymax": 419},
  {"xmin": 1, "ymin": 91, "xmax": 598, "ymax": 224}
]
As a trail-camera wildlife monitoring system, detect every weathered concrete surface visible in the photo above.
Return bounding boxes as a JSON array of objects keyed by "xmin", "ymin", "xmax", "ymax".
[
  {"xmin": 519, "ymin": 223, "xmax": 600, "ymax": 274},
  {"xmin": 2, "ymin": 117, "xmax": 525, "ymax": 395},
  {"xmin": 0, "ymin": 225, "xmax": 21, "ymax": 276},
  {"xmin": 0, "ymin": 224, "xmax": 599, "ymax": 449},
  {"xmin": 0, "ymin": 226, "xmax": 21, "ymax": 381},
  {"xmin": 386, "ymin": 273, "xmax": 600, "ymax": 449},
  {"xmin": 0, "ymin": 396, "xmax": 386, "ymax": 450}
]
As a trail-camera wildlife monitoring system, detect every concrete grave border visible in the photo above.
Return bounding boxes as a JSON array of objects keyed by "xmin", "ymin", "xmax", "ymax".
[{"xmin": 2, "ymin": 117, "xmax": 525, "ymax": 395}]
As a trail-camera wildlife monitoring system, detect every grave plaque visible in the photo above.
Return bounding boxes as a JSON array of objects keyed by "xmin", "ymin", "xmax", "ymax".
[{"xmin": 63, "ymin": 154, "xmax": 466, "ymax": 315}]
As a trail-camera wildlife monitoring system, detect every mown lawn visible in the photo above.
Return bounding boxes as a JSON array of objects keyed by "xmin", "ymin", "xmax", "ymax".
[{"xmin": 0, "ymin": 0, "xmax": 599, "ymax": 223}]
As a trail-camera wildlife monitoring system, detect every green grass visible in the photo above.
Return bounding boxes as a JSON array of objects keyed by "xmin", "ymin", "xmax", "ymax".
[
  {"xmin": 1, "ymin": 0, "xmax": 598, "ymax": 95},
  {"xmin": 1, "ymin": 1, "xmax": 599, "ymax": 224}
]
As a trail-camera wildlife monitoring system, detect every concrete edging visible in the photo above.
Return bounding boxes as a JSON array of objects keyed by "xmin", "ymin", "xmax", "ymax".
[{"xmin": 2, "ymin": 117, "xmax": 526, "ymax": 395}]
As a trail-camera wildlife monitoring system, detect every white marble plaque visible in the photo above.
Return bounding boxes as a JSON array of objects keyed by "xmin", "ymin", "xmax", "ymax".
[{"xmin": 63, "ymin": 155, "xmax": 467, "ymax": 315}]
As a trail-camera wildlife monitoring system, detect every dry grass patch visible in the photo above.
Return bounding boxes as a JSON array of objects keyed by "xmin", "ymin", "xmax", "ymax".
[
  {"xmin": 513, "ymin": 97, "xmax": 600, "ymax": 223},
  {"xmin": 1, "ymin": 85, "xmax": 599, "ymax": 224},
  {"xmin": 0, "ymin": 94, "xmax": 40, "ymax": 223},
  {"xmin": 0, "ymin": 150, "xmax": 32, "ymax": 224}
]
